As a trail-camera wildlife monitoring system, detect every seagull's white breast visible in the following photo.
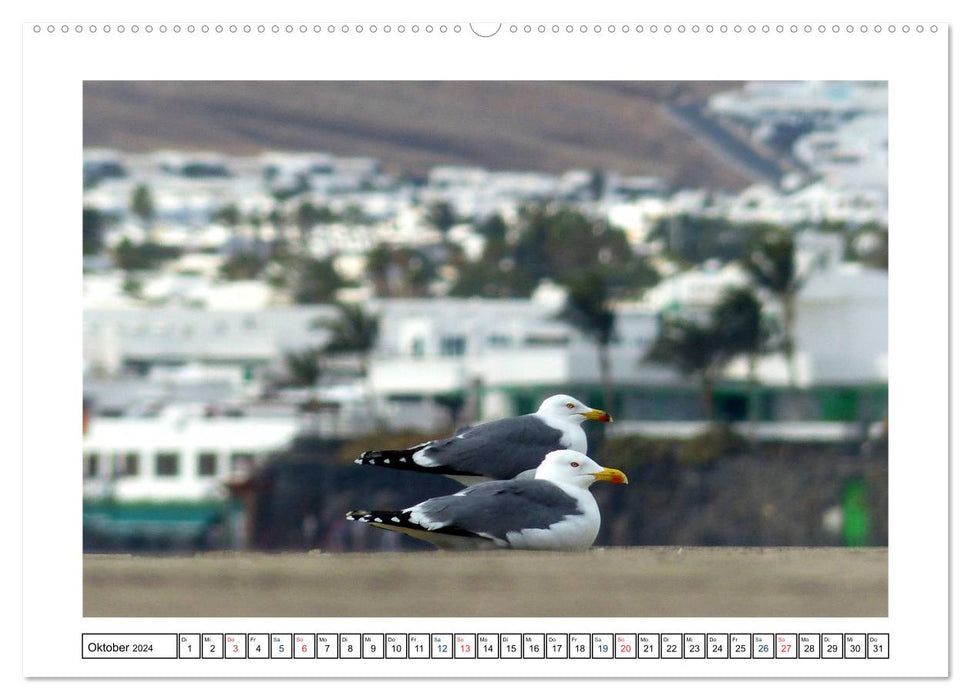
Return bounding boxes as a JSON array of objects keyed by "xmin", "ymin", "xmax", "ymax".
[{"xmin": 537, "ymin": 415, "xmax": 588, "ymax": 454}]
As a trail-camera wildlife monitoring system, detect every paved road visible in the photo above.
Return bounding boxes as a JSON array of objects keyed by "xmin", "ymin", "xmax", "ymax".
[
  {"xmin": 84, "ymin": 547, "xmax": 886, "ymax": 618},
  {"xmin": 666, "ymin": 101, "xmax": 791, "ymax": 185}
]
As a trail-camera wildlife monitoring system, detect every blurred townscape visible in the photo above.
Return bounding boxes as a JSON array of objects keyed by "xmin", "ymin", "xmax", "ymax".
[{"xmin": 81, "ymin": 81, "xmax": 888, "ymax": 553}]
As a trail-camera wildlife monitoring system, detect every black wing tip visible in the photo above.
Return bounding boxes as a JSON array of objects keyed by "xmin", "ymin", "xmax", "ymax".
[
  {"xmin": 355, "ymin": 450, "xmax": 384, "ymax": 466},
  {"xmin": 354, "ymin": 449, "xmax": 432, "ymax": 469},
  {"xmin": 346, "ymin": 509, "xmax": 498, "ymax": 545},
  {"xmin": 346, "ymin": 509, "xmax": 406, "ymax": 526}
]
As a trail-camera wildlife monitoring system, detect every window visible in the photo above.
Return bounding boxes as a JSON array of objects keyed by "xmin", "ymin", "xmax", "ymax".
[
  {"xmin": 524, "ymin": 334, "xmax": 570, "ymax": 347},
  {"xmin": 83, "ymin": 453, "xmax": 98, "ymax": 479},
  {"xmin": 112, "ymin": 452, "xmax": 139, "ymax": 477},
  {"xmin": 487, "ymin": 334, "xmax": 512, "ymax": 348},
  {"xmin": 440, "ymin": 335, "xmax": 467, "ymax": 357},
  {"xmin": 197, "ymin": 452, "xmax": 218, "ymax": 477},
  {"xmin": 230, "ymin": 452, "xmax": 256, "ymax": 475},
  {"xmin": 155, "ymin": 452, "xmax": 180, "ymax": 477}
]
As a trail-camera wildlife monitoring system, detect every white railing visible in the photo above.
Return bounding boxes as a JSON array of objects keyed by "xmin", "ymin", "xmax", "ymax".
[{"xmin": 610, "ymin": 420, "xmax": 885, "ymax": 442}]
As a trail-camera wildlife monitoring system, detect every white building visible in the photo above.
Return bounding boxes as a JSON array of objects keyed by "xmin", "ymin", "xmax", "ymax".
[
  {"xmin": 83, "ymin": 407, "xmax": 302, "ymax": 502},
  {"xmin": 709, "ymin": 81, "xmax": 887, "ymax": 125},
  {"xmin": 642, "ymin": 260, "xmax": 754, "ymax": 321},
  {"xmin": 793, "ymin": 261, "xmax": 888, "ymax": 385},
  {"xmin": 424, "ymin": 166, "xmax": 561, "ymax": 219},
  {"xmin": 366, "ymin": 297, "xmax": 673, "ymax": 421},
  {"xmin": 639, "ymin": 234, "xmax": 887, "ymax": 388},
  {"xmin": 83, "ymin": 305, "xmax": 334, "ymax": 379},
  {"xmin": 83, "ymin": 269, "xmax": 279, "ymax": 312},
  {"xmin": 792, "ymin": 112, "xmax": 888, "ymax": 192},
  {"xmin": 705, "ymin": 81, "xmax": 887, "ymax": 227}
]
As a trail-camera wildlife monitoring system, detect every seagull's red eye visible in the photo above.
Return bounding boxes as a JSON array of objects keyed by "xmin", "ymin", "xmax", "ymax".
[
  {"xmin": 570, "ymin": 461, "xmax": 580, "ymax": 468},
  {"xmin": 566, "ymin": 403, "xmax": 576, "ymax": 409}
]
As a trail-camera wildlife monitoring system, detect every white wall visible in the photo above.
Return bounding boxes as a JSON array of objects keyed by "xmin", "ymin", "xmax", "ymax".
[
  {"xmin": 82, "ymin": 414, "xmax": 300, "ymax": 501},
  {"xmin": 795, "ymin": 265, "xmax": 888, "ymax": 384}
]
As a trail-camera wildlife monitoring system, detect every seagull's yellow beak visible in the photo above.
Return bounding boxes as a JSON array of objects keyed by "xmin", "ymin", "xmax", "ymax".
[
  {"xmin": 594, "ymin": 467, "xmax": 628, "ymax": 485},
  {"xmin": 582, "ymin": 408, "xmax": 613, "ymax": 423}
]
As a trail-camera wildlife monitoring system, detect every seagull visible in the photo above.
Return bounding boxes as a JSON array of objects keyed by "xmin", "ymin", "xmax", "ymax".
[
  {"xmin": 346, "ymin": 449, "xmax": 628, "ymax": 551},
  {"xmin": 355, "ymin": 394, "xmax": 612, "ymax": 485}
]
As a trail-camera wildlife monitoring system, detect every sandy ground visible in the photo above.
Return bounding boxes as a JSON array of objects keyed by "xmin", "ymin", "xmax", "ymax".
[{"xmin": 84, "ymin": 547, "xmax": 887, "ymax": 618}]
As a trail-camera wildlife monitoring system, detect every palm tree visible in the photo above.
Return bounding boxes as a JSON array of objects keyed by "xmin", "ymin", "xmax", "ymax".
[
  {"xmin": 212, "ymin": 203, "xmax": 242, "ymax": 231},
  {"xmin": 283, "ymin": 347, "xmax": 322, "ymax": 387},
  {"xmin": 219, "ymin": 251, "xmax": 266, "ymax": 281},
  {"xmin": 365, "ymin": 244, "xmax": 394, "ymax": 297},
  {"xmin": 559, "ymin": 269, "xmax": 617, "ymax": 414},
  {"xmin": 130, "ymin": 183, "xmax": 155, "ymax": 239},
  {"xmin": 647, "ymin": 287, "xmax": 770, "ymax": 424},
  {"xmin": 83, "ymin": 207, "xmax": 109, "ymax": 256},
  {"xmin": 267, "ymin": 206, "xmax": 288, "ymax": 243},
  {"xmin": 317, "ymin": 303, "xmax": 380, "ymax": 377},
  {"xmin": 317, "ymin": 303, "xmax": 381, "ymax": 427},
  {"xmin": 742, "ymin": 228, "xmax": 811, "ymax": 386},
  {"xmin": 713, "ymin": 286, "xmax": 767, "ymax": 381},
  {"xmin": 711, "ymin": 286, "xmax": 768, "ymax": 427},
  {"xmin": 646, "ymin": 315, "xmax": 725, "ymax": 421},
  {"xmin": 292, "ymin": 256, "xmax": 346, "ymax": 304},
  {"xmin": 425, "ymin": 201, "xmax": 458, "ymax": 238},
  {"xmin": 296, "ymin": 201, "xmax": 328, "ymax": 251},
  {"xmin": 364, "ymin": 245, "xmax": 436, "ymax": 297}
]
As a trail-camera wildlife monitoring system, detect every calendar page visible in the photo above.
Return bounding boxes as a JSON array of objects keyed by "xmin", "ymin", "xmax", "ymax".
[{"xmin": 19, "ymin": 0, "xmax": 951, "ymax": 687}]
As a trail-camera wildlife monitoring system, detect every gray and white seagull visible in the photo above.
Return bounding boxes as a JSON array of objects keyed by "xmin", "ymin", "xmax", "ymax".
[
  {"xmin": 346, "ymin": 449, "xmax": 628, "ymax": 551},
  {"xmin": 355, "ymin": 394, "xmax": 612, "ymax": 485}
]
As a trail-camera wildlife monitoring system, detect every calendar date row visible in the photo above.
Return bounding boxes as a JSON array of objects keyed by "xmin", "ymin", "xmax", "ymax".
[{"xmin": 82, "ymin": 633, "xmax": 889, "ymax": 660}]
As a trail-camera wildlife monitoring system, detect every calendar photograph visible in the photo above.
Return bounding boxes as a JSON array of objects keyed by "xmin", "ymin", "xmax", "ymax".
[{"xmin": 80, "ymin": 79, "xmax": 889, "ymax": 618}]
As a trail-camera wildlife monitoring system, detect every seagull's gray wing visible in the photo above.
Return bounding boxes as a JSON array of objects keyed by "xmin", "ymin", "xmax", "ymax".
[
  {"xmin": 417, "ymin": 415, "xmax": 566, "ymax": 480},
  {"xmin": 411, "ymin": 479, "xmax": 583, "ymax": 543}
]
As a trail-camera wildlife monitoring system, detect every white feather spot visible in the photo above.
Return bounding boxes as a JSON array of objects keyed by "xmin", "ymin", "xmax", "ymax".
[
  {"xmin": 373, "ymin": 517, "xmax": 382, "ymax": 523},
  {"xmin": 384, "ymin": 458, "xmax": 390, "ymax": 464},
  {"xmin": 412, "ymin": 449, "xmax": 441, "ymax": 468},
  {"xmin": 409, "ymin": 505, "xmax": 449, "ymax": 530}
]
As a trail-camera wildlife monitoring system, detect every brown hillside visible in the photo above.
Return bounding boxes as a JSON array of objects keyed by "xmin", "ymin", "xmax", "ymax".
[{"xmin": 83, "ymin": 81, "xmax": 750, "ymax": 190}]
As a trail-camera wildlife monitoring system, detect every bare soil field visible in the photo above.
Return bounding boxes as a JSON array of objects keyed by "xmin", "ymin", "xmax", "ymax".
[
  {"xmin": 84, "ymin": 547, "xmax": 886, "ymax": 618},
  {"xmin": 83, "ymin": 81, "xmax": 751, "ymax": 189}
]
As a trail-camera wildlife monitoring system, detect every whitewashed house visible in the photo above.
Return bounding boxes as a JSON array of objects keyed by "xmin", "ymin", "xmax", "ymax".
[
  {"xmin": 82, "ymin": 406, "xmax": 302, "ymax": 502},
  {"xmin": 366, "ymin": 296, "xmax": 671, "ymax": 421}
]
